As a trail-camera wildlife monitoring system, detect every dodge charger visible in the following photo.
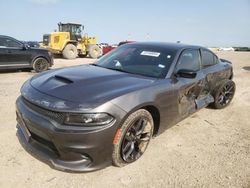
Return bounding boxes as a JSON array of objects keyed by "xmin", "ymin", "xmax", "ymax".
[{"xmin": 16, "ymin": 42, "xmax": 235, "ymax": 172}]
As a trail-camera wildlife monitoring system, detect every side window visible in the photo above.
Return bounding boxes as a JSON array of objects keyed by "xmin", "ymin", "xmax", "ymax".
[
  {"xmin": 201, "ymin": 49, "xmax": 217, "ymax": 68},
  {"xmin": 214, "ymin": 55, "xmax": 219, "ymax": 64},
  {"xmin": 4, "ymin": 38, "xmax": 22, "ymax": 48},
  {"xmin": 0, "ymin": 37, "xmax": 6, "ymax": 47},
  {"xmin": 176, "ymin": 49, "xmax": 200, "ymax": 72}
]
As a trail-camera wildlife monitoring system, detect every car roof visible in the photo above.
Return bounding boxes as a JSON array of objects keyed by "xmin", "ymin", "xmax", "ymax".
[
  {"xmin": 0, "ymin": 35, "xmax": 16, "ymax": 40},
  {"xmin": 0, "ymin": 35, "xmax": 22, "ymax": 41},
  {"xmin": 127, "ymin": 41, "xmax": 204, "ymax": 51},
  {"xmin": 0, "ymin": 35, "xmax": 17, "ymax": 40},
  {"xmin": 0, "ymin": 35, "xmax": 10, "ymax": 38}
]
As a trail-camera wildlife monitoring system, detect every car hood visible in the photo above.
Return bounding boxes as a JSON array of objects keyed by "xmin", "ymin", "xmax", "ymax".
[{"xmin": 30, "ymin": 65, "xmax": 156, "ymax": 107}]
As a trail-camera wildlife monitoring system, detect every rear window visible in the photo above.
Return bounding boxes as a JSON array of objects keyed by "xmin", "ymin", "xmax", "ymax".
[{"xmin": 201, "ymin": 49, "xmax": 218, "ymax": 68}]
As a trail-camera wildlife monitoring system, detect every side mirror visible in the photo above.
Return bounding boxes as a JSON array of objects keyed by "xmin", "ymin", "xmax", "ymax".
[
  {"xmin": 176, "ymin": 69, "xmax": 197, "ymax": 79},
  {"xmin": 22, "ymin": 43, "xmax": 29, "ymax": 50}
]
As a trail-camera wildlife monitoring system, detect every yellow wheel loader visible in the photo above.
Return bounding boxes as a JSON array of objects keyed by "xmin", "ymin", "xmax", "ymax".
[{"xmin": 40, "ymin": 22, "xmax": 102, "ymax": 59}]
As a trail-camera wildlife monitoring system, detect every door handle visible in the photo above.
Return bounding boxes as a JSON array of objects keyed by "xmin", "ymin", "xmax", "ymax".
[{"xmin": 6, "ymin": 50, "xmax": 12, "ymax": 53}]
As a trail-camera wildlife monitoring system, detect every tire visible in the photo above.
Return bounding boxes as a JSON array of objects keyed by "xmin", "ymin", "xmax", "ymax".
[
  {"xmin": 88, "ymin": 45, "xmax": 102, "ymax": 59},
  {"xmin": 62, "ymin": 44, "xmax": 77, "ymax": 59},
  {"xmin": 211, "ymin": 79, "xmax": 236, "ymax": 109},
  {"xmin": 112, "ymin": 109, "xmax": 154, "ymax": 167},
  {"xmin": 32, "ymin": 57, "xmax": 49, "ymax": 72}
]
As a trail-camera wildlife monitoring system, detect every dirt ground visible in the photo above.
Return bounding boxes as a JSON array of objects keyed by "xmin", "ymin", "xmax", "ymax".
[{"xmin": 0, "ymin": 52, "xmax": 249, "ymax": 188}]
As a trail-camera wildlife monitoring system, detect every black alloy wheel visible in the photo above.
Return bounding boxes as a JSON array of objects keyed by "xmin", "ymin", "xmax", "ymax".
[
  {"xmin": 33, "ymin": 57, "xmax": 49, "ymax": 72},
  {"xmin": 121, "ymin": 117, "xmax": 153, "ymax": 163},
  {"xmin": 213, "ymin": 80, "xmax": 235, "ymax": 109},
  {"xmin": 112, "ymin": 109, "xmax": 154, "ymax": 167}
]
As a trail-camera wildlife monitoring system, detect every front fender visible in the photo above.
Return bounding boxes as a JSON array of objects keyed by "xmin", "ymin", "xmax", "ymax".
[{"xmin": 110, "ymin": 81, "xmax": 178, "ymax": 133}]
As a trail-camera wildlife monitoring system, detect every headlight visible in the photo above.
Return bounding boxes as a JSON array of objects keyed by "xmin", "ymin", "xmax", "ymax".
[{"xmin": 64, "ymin": 113, "xmax": 114, "ymax": 126}]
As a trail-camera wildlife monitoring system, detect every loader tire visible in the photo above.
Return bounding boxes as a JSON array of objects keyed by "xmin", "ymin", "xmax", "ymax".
[
  {"xmin": 62, "ymin": 44, "xmax": 77, "ymax": 59},
  {"xmin": 88, "ymin": 45, "xmax": 102, "ymax": 59}
]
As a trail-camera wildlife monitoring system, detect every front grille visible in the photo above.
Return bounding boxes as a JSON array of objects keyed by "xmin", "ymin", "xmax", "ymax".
[
  {"xmin": 43, "ymin": 35, "xmax": 50, "ymax": 46},
  {"xmin": 21, "ymin": 97, "xmax": 65, "ymax": 124}
]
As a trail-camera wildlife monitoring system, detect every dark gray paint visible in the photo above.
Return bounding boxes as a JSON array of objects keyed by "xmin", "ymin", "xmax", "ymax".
[{"xmin": 16, "ymin": 42, "xmax": 233, "ymax": 172}]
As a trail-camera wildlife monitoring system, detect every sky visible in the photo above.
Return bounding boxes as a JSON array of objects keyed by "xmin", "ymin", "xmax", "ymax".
[{"xmin": 0, "ymin": 0, "xmax": 249, "ymax": 47}]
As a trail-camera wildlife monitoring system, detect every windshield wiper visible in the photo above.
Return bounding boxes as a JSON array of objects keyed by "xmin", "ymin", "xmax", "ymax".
[
  {"xmin": 91, "ymin": 63, "xmax": 101, "ymax": 67},
  {"xmin": 105, "ymin": 67, "xmax": 130, "ymax": 74},
  {"xmin": 91, "ymin": 64, "xmax": 130, "ymax": 74}
]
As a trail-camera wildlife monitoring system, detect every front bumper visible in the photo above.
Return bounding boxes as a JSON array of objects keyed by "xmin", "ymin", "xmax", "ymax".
[
  {"xmin": 49, "ymin": 54, "xmax": 54, "ymax": 66},
  {"xmin": 16, "ymin": 96, "xmax": 120, "ymax": 172}
]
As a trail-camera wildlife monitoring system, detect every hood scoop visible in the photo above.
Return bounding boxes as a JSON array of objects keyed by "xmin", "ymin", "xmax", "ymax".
[
  {"xmin": 54, "ymin": 75, "xmax": 74, "ymax": 83},
  {"xmin": 30, "ymin": 65, "xmax": 156, "ymax": 105}
]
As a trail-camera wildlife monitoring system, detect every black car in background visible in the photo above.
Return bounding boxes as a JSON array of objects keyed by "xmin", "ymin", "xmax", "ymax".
[
  {"xmin": 16, "ymin": 42, "xmax": 235, "ymax": 172},
  {"xmin": 0, "ymin": 35, "xmax": 53, "ymax": 72}
]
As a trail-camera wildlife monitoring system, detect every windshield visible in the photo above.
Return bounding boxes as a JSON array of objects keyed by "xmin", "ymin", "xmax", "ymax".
[
  {"xmin": 59, "ymin": 25, "xmax": 82, "ymax": 35},
  {"xmin": 95, "ymin": 44, "xmax": 177, "ymax": 78}
]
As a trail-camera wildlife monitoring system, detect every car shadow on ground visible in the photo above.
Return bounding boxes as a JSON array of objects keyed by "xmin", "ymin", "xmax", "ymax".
[
  {"xmin": 0, "ymin": 69, "xmax": 34, "ymax": 74},
  {"xmin": 242, "ymin": 66, "xmax": 250, "ymax": 71},
  {"xmin": 53, "ymin": 54, "xmax": 92, "ymax": 60}
]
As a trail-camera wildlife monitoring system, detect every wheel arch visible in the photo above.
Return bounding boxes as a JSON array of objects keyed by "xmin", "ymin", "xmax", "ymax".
[
  {"xmin": 32, "ymin": 55, "xmax": 50, "ymax": 66},
  {"xmin": 211, "ymin": 78, "xmax": 231, "ymax": 96},
  {"xmin": 63, "ymin": 41, "xmax": 78, "ymax": 50},
  {"xmin": 142, "ymin": 105, "xmax": 161, "ymax": 136},
  {"xmin": 119, "ymin": 103, "xmax": 161, "ymax": 136}
]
